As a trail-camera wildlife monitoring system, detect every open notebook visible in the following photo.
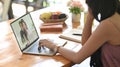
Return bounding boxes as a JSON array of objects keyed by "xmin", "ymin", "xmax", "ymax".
[{"xmin": 59, "ymin": 29, "xmax": 82, "ymax": 43}]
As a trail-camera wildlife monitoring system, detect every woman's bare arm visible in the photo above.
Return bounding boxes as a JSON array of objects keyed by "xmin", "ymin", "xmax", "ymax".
[
  {"xmin": 58, "ymin": 21, "xmax": 111, "ymax": 63},
  {"xmin": 82, "ymin": 8, "xmax": 94, "ymax": 45}
]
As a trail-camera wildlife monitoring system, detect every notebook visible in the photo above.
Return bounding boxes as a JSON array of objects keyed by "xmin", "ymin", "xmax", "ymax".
[
  {"xmin": 59, "ymin": 29, "xmax": 82, "ymax": 43},
  {"xmin": 10, "ymin": 13, "xmax": 67, "ymax": 56}
]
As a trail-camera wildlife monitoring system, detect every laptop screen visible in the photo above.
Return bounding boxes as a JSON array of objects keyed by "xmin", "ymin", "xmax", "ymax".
[{"xmin": 10, "ymin": 13, "xmax": 39, "ymax": 51}]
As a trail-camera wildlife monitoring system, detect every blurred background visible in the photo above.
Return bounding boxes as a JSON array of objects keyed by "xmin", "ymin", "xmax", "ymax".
[{"xmin": 0, "ymin": 0, "xmax": 87, "ymax": 21}]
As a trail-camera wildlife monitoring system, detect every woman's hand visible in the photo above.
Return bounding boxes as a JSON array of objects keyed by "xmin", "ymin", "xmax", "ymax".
[{"xmin": 39, "ymin": 39, "xmax": 57, "ymax": 50}]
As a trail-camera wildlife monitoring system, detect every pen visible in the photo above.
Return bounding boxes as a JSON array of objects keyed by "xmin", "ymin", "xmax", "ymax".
[
  {"xmin": 63, "ymin": 41, "xmax": 67, "ymax": 46},
  {"xmin": 72, "ymin": 33, "xmax": 82, "ymax": 36}
]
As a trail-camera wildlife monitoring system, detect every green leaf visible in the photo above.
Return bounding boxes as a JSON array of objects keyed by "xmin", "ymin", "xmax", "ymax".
[{"xmin": 69, "ymin": 7, "xmax": 82, "ymax": 14}]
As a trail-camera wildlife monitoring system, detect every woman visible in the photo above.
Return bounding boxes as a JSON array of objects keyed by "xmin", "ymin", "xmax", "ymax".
[
  {"xmin": 39, "ymin": 0, "xmax": 120, "ymax": 67},
  {"xmin": 19, "ymin": 19, "xmax": 30, "ymax": 45}
]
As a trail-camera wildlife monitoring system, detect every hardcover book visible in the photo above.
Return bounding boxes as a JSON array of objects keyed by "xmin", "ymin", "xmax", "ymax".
[{"xmin": 40, "ymin": 22, "xmax": 63, "ymax": 32}]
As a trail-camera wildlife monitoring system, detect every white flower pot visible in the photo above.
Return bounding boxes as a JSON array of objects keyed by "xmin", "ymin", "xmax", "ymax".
[
  {"xmin": 72, "ymin": 13, "xmax": 81, "ymax": 23},
  {"xmin": 72, "ymin": 13, "xmax": 81, "ymax": 28}
]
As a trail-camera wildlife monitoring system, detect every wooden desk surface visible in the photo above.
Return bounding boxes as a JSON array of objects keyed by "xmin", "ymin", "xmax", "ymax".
[{"xmin": 0, "ymin": 6, "xmax": 83, "ymax": 67}]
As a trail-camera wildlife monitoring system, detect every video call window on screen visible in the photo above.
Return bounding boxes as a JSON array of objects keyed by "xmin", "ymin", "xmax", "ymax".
[{"xmin": 11, "ymin": 14, "xmax": 39, "ymax": 50}]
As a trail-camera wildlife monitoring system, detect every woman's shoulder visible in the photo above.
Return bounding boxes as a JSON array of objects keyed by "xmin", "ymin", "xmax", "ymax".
[
  {"xmin": 93, "ymin": 19, "xmax": 115, "ymax": 39},
  {"xmin": 96, "ymin": 19, "xmax": 113, "ymax": 32},
  {"xmin": 100, "ymin": 18, "xmax": 112, "ymax": 26},
  {"xmin": 100, "ymin": 15, "xmax": 120, "ymax": 33},
  {"xmin": 101, "ymin": 12, "xmax": 120, "ymax": 29},
  {"xmin": 95, "ymin": 18, "xmax": 120, "ymax": 45}
]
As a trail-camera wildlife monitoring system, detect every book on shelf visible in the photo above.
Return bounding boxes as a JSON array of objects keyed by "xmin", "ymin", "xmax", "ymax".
[
  {"xmin": 59, "ymin": 29, "xmax": 82, "ymax": 43},
  {"xmin": 40, "ymin": 22, "xmax": 63, "ymax": 32}
]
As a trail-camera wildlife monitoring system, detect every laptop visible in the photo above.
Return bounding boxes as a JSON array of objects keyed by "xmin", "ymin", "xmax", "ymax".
[{"xmin": 10, "ymin": 13, "xmax": 67, "ymax": 56}]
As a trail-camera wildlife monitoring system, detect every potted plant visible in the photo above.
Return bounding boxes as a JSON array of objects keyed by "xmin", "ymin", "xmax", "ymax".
[{"xmin": 68, "ymin": 1, "xmax": 84, "ymax": 23}]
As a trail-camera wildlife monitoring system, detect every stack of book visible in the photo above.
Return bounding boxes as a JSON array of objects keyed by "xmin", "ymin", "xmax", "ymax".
[{"xmin": 40, "ymin": 22, "xmax": 64, "ymax": 33}]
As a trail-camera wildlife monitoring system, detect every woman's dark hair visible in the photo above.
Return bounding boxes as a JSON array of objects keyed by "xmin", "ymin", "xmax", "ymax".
[
  {"xmin": 86, "ymin": 0, "xmax": 120, "ymax": 22},
  {"xmin": 19, "ymin": 19, "xmax": 28, "ymax": 29},
  {"xmin": 86, "ymin": 0, "xmax": 120, "ymax": 67}
]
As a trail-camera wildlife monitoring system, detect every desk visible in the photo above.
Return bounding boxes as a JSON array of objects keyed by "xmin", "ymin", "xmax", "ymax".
[{"xmin": 0, "ymin": 6, "xmax": 83, "ymax": 67}]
